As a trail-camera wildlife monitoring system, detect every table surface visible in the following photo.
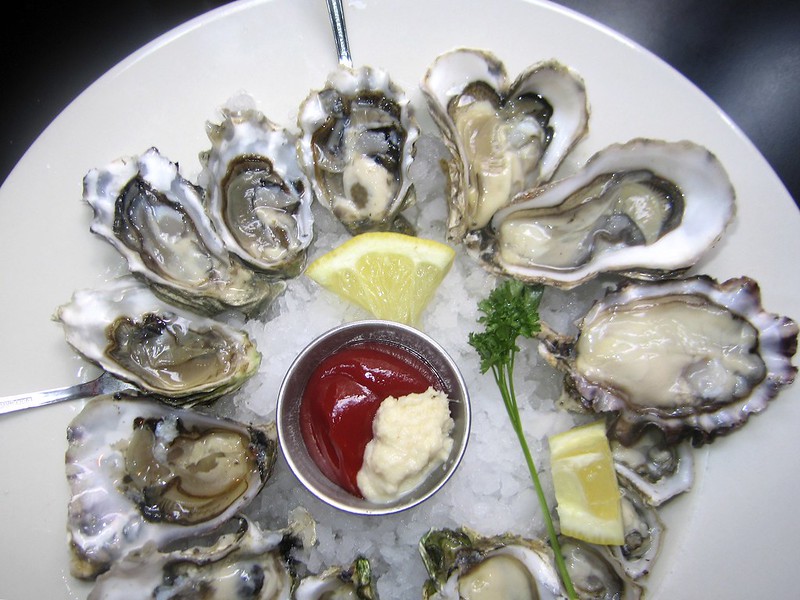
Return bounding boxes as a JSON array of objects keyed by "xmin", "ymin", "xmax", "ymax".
[{"xmin": 3, "ymin": 0, "xmax": 798, "ymax": 210}]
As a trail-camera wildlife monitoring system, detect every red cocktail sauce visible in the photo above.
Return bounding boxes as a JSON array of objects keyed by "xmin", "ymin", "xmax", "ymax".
[{"xmin": 299, "ymin": 341, "xmax": 442, "ymax": 497}]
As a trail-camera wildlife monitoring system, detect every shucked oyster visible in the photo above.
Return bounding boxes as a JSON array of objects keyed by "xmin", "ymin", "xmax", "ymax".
[
  {"xmin": 298, "ymin": 65, "xmax": 419, "ymax": 235},
  {"xmin": 295, "ymin": 556, "xmax": 379, "ymax": 600},
  {"xmin": 539, "ymin": 276, "xmax": 798, "ymax": 445},
  {"xmin": 200, "ymin": 97, "xmax": 314, "ymax": 277},
  {"xmin": 468, "ymin": 139, "xmax": 736, "ymax": 288},
  {"xmin": 83, "ymin": 147, "xmax": 284, "ymax": 316},
  {"xmin": 421, "ymin": 48, "xmax": 589, "ymax": 242},
  {"xmin": 418, "ymin": 528, "xmax": 566, "ymax": 599},
  {"xmin": 88, "ymin": 514, "xmax": 314, "ymax": 599},
  {"xmin": 609, "ymin": 480, "xmax": 664, "ymax": 580},
  {"xmin": 559, "ymin": 537, "xmax": 643, "ymax": 599},
  {"xmin": 66, "ymin": 395, "xmax": 278, "ymax": 579},
  {"xmin": 54, "ymin": 276, "xmax": 261, "ymax": 405},
  {"xmin": 610, "ymin": 426, "xmax": 694, "ymax": 507}
]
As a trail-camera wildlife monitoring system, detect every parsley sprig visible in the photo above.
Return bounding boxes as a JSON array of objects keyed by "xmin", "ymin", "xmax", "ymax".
[{"xmin": 468, "ymin": 279, "xmax": 577, "ymax": 599}]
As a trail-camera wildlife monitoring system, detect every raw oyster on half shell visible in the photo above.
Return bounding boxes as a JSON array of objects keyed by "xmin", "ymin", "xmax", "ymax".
[
  {"xmin": 54, "ymin": 276, "xmax": 261, "ymax": 405},
  {"xmin": 468, "ymin": 139, "xmax": 736, "ymax": 288},
  {"xmin": 421, "ymin": 48, "xmax": 589, "ymax": 242},
  {"xmin": 418, "ymin": 528, "xmax": 567, "ymax": 600},
  {"xmin": 295, "ymin": 556, "xmax": 379, "ymax": 600},
  {"xmin": 88, "ymin": 514, "xmax": 314, "ymax": 600},
  {"xmin": 539, "ymin": 276, "xmax": 798, "ymax": 445},
  {"xmin": 66, "ymin": 395, "xmax": 278, "ymax": 579},
  {"xmin": 83, "ymin": 147, "xmax": 284, "ymax": 316},
  {"xmin": 200, "ymin": 96, "xmax": 314, "ymax": 277},
  {"xmin": 610, "ymin": 426, "xmax": 694, "ymax": 507},
  {"xmin": 298, "ymin": 65, "xmax": 419, "ymax": 235},
  {"xmin": 559, "ymin": 537, "xmax": 643, "ymax": 599},
  {"xmin": 609, "ymin": 480, "xmax": 664, "ymax": 580}
]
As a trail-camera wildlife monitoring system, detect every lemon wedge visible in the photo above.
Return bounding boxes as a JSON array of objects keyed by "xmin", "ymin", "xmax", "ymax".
[
  {"xmin": 548, "ymin": 420, "xmax": 624, "ymax": 545},
  {"xmin": 305, "ymin": 232, "xmax": 456, "ymax": 325}
]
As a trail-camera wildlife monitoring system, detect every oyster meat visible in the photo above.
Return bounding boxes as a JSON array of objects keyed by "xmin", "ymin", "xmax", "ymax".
[
  {"xmin": 83, "ymin": 147, "xmax": 284, "ymax": 316},
  {"xmin": 468, "ymin": 139, "xmax": 736, "ymax": 288},
  {"xmin": 87, "ymin": 513, "xmax": 315, "ymax": 600},
  {"xmin": 200, "ymin": 96, "xmax": 314, "ymax": 277},
  {"xmin": 298, "ymin": 65, "xmax": 419, "ymax": 235},
  {"xmin": 66, "ymin": 395, "xmax": 278, "ymax": 579},
  {"xmin": 539, "ymin": 276, "xmax": 798, "ymax": 445},
  {"xmin": 610, "ymin": 426, "xmax": 694, "ymax": 507},
  {"xmin": 295, "ymin": 556, "xmax": 379, "ymax": 600},
  {"xmin": 418, "ymin": 528, "xmax": 567, "ymax": 599},
  {"xmin": 609, "ymin": 481, "xmax": 664, "ymax": 580},
  {"xmin": 54, "ymin": 276, "xmax": 261, "ymax": 405},
  {"xmin": 559, "ymin": 537, "xmax": 643, "ymax": 599},
  {"xmin": 421, "ymin": 48, "xmax": 589, "ymax": 241}
]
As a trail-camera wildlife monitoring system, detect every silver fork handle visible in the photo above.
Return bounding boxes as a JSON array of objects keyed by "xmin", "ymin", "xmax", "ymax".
[
  {"xmin": 326, "ymin": 0, "xmax": 353, "ymax": 67},
  {"xmin": 0, "ymin": 372, "xmax": 134, "ymax": 416}
]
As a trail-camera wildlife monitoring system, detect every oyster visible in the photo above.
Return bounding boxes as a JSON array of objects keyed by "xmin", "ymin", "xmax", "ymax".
[
  {"xmin": 83, "ymin": 147, "xmax": 284, "ymax": 316},
  {"xmin": 88, "ymin": 515, "xmax": 310, "ymax": 599},
  {"xmin": 54, "ymin": 277, "xmax": 261, "ymax": 405},
  {"xmin": 539, "ymin": 276, "xmax": 798, "ymax": 445},
  {"xmin": 610, "ymin": 426, "xmax": 694, "ymax": 506},
  {"xmin": 468, "ymin": 139, "xmax": 736, "ymax": 288},
  {"xmin": 66, "ymin": 395, "xmax": 278, "ymax": 579},
  {"xmin": 418, "ymin": 528, "xmax": 566, "ymax": 599},
  {"xmin": 421, "ymin": 48, "xmax": 589, "ymax": 241},
  {"xmin": 559, "ymin": 537, "xmax": 643, "ymax": 599},
  {"xmin": 200, "ymin": 97, "xmax": 314, "ymax": 276},
  {"xmin": 298, "ymin": 65, "xmax": 419, "ymax": 235},
  {"xmin": 610, "ymin": 481, "xmax": 664, "ymax": 580},
  {"xmin": 295, "ymin": 557, "xmax": 379, "ymax": 600}
]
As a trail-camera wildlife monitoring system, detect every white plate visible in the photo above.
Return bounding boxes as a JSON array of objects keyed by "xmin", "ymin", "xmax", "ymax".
[{"xmin": 0, "ymin": 0, "xmax": 797, "ymax": 597}]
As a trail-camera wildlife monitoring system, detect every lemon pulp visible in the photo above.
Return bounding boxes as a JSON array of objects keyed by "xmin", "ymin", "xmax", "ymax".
[
  {"xmin": 305, "ymin": 232, "xmax": 455, "ymax": 325},
  {"xmin": 548, "ymin": 420, "xmax": 624, "ymax": 545}
]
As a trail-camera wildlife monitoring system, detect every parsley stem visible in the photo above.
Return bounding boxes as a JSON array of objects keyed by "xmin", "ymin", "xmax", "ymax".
[
  {"xmin": 492, "ymin": 362, "xmax": 578, "ymax": 600},
  {"xmin": 468, "ymin": 279, "xmax": 576, "ymax": 598}
]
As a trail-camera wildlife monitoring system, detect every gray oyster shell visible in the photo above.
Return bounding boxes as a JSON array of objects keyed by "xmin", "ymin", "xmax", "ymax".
[
  {"xmin": 421, "ymin": 48, "xmax": 589, "ymax": 242},
  {"xmin": 418, "ymin": 528, "xmax": 566, "ymax": 600},
  {"xmin": 200, "ymin": 96, "xmax": 314, "ymax": 277},
  {"xmin": 66, "ymin": 395, "xmax": 278, "ymax": 579},
  {"xmin": 559, "ymin": 537, "xmax": 643, "ymax": 599},
  {"xmin": 295, "ymin": 556, "xmax": 379, "ymax": 600},
  {"xmin": 83, "ymin": 147, "xmax": 284, "ymax": 316},
  {"xmin": 468, "ymin": 139, "xmax": 736, "ymax": 288},
  {"xmin": 610, "ymin": 426, "xmax": 694, "ymax": 507},
  {"xmin": 540, "ymin": 276, "xmax": 798, "ymax": 445},
  {"xmin": 87, "ymin": 514, "xmax": 312, "ymax": 599},
  {"xmin": 298, "ymin": 65, "xmax": 419, "ymax": 235},
  {"xmin": 54, "ymin": 276, "xmax": 261, "ymax": 406}
]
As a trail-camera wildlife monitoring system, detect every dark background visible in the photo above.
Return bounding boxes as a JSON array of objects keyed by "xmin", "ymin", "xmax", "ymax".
[{"xmin": 3, "ymin": 0, "xmax": 798, "ymax": 209}]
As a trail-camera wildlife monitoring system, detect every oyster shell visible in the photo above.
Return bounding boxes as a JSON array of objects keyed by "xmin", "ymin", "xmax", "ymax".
[
  {"xmin": 54, "ymin": 276, "xmax": 261, "ymax": 405},
  {"xmin": 418, "ymin": 528, "xmax": 566, "ymax": 599},
  {"xmin": 539, "ymin": 276, "xmax": 798, "ymax": 445},
  {"xmin": 83, "ymin": 147, "xmax": 284, "ymax": 316},
  {"xmin": 295, "ymin": 556, "xmax": 379, "ymax": 600},
  {"xmin": 88, "ymin": 515, "xmax": 311, "ymax": 599},
  {"xmin": 66, "ymin": 395, "xmax": 278, "ymax": 579},
  {"xmin": 559, "ymin": 537, "xmax": 643, "ymax": 599},
  {"xmin": 468, "ymin": 139, "xmax": 736, "ymax": 288},
  {"xmin": 421, "ymin": 48, "xmax": 589, "ymax": 242},
  {"xmin": 610, "ymin": 426, "xmax": 694, "ymax": 507},
  {"xmin": 200, "ymin": 97, "xmax": 314, "ymax": 276},
  {"xmin": 298, "ymin": 65, "xmax": 419, "ymax": 235},
  {"xmin": 610, "ymin": 481, "xmax": 664, "ymax": 580}
]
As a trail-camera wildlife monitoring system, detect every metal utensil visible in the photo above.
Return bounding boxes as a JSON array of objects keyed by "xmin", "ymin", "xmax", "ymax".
[
  {"xmin": 0, "ymin": 372, "xmax": 135, "ymax": 416},
  {"xmin": 326, "ymin": 0, "xmax": 353, "ymax": 67}
]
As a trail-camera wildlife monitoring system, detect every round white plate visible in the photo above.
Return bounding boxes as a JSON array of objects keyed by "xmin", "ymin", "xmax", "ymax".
[{"xmin": 0, "ymin": 0, "xmax": 797, "ymax": 597}]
